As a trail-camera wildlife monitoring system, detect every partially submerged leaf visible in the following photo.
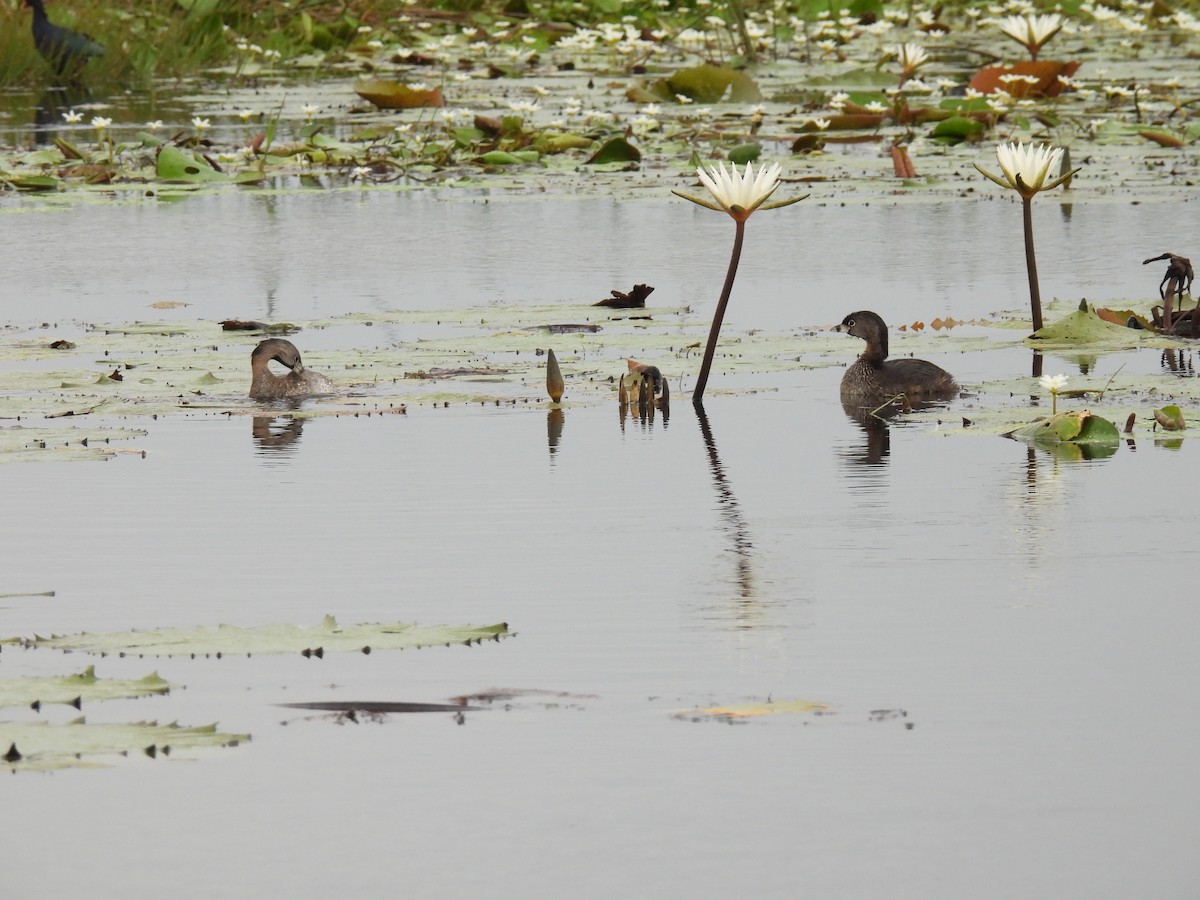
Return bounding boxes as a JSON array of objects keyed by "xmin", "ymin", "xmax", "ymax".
[{"xmin": 7, "ymin": 616, "xmax": 512, "ymax": 657}]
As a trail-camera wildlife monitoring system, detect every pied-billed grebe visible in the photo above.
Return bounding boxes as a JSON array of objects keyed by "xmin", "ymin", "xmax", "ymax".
[
  {"xmin": 249, "ymin": 338, "xmax": 334, "ymax": 400},
  {"xmin": 836, "ymin": 310, "xmax": 957, "ymax": 404}
]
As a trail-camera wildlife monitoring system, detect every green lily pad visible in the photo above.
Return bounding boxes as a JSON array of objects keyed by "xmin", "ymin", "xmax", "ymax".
[
  {"xmin": 929, "ymin": 115, "xmax": 986, "ymax": 145},
  {"xmin": 661, "ymin": 65, "xmax": 761, "ymax": 103},
  {"xmin": 1, "ymin": 719, "xmax": 247, "ymax": 772},
  {"xmin": 727, "ymin": 143, "xmax": 762, "ymax": 164},
  {"xmin": 0, "ymin": 666, "xmax": 170, "ymax": 710},
  {"xmin": 3, "ymin": 174, "xmax": 61, "ymax": 192},
  {"xmin": 156, "ymin": 145, "xmax": 224, "ymax": 183},
  {"xmin": 6, "ymin": 616, "xmax": 512, "ymax": 657},
  {"xmin": 1154, "ymin": 404, "xmax": 1186, "ymax": 430},
  {"xmin": 586, "ymin": 138, "xmax": 640, "ymax": 165},
  {"xmin": 480, "ymin": 150, "xmax": 540, "ymax": 166},
  {"xmin": 1028, "ymin": 305, "xmax": 1147, "ymax": 346},
  {"xmin": 533, "ymin": 133, "xmax": 593, "ymax": 154},
  {"xmin": 1006, "ymin": 410, "xmax": 1121, "ymax": 445}
]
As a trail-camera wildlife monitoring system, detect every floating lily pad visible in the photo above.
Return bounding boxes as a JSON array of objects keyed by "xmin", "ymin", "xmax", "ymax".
[
  {"xmin": 1028, "ymin": 305, "xmax": 1148, "ymax": 346},
  {"xmin": 660, "ymin": 65, "xmax": 761, "ymax": 104},
  {"xmin": 354, "ymin": 80, "xmax": 444, "ymax": 109},
  {"xmin": 586, "ymin": 138, "xmax": 640, "ymax": 165},
  {"xmin": 156, "ymin": 145, "xmax": 225, "ymax": 184},
  {"xmin": 929, "ymin": 115, "xmax": 986, "ymax": 145},
  {"xmin": 6, "ymin": 616, "xmax": 512, "ymax": 657},
  {"xmin": 1154, "ymin": 405, "xmax": 1186, "ymax": 430},
  {"xmin": 727, "ymin": 143, "xmax": 761, "ymax": 164},
  {"xmin": 1005, "ymin": 410, "xmax": 1121, "ymax": 446},
  {"xmin": 968, "ymin": 60, "xmax": 1081, "ymax": 97},
  {"xmin": 0, "ymin": 666, "xmax": 169, "ymax": 710}
]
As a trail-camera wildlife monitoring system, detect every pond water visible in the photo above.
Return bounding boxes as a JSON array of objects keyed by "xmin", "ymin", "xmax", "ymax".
[{"xmin": 1, "ymin": 189, "xmax": 1198, "ymax": 898}]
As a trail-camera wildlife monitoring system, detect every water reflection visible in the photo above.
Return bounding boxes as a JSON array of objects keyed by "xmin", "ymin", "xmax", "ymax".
[
  {"xmin": 838, "ymin": 400, "xmax": 892, "ymax": 466},
  {"xmin": 32, "ymin": 88, "xmax": 97, "ymax": 144},
  {"xmin": 546, "ymin": 408, "xmax": 564, "ymax": 459},
  {"xmin": 694, "ymin": 403, "xmax": 754, "ymax": 604},
  {"xmin": 251, "ymin": 414, "xmax": 307, "ymax": 459},
  {"xmin": 1161, "ymin": 348, "xmax": 1194, "ymax": 377},
  {"xmin": 618, "ymin": 387, "xmax": 669, "ymax": 431}
]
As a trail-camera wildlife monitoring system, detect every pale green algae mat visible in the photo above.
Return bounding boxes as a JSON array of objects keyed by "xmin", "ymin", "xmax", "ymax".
[{"xmin": 4, "ymin": 2, "xmax": 1200, "ymax": 767}]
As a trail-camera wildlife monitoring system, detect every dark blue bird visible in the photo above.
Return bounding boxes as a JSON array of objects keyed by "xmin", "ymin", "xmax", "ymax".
[{"xmin": 24, "ymin": 0, "xmax": 105, "ymax": 78}]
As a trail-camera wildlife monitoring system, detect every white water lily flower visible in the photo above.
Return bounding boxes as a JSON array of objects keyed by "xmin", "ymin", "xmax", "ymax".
[
  {"xmin": 809, "ymin": 118, "xmax": 831, "ymax": 130},
  {"xmin": 999, "ymin": 13, "xmax": 1063, "ymax": 59},
  {"xmin": 237, "ymin": 109, "xmax": 255, "ymax": 121},
  {"xmin": 975, "ymin": 141, "xmax": 1075, "ymax": 198},
  {"xmin": 1040, "ymin": 372, "xmax": 1069, "ymax": 412},
  {"xmin": 62, "ymin": 110, "xmax": 83, "ymax": 123},
  {"xmin": 302, "ymin": 104, "xmax": 321, "ymax": 119},
  {"xmin": 146, "ymin": 120, "xmax": 164, "ymax": 130},
  {"xmin": 91, "ymin": 116, "xmax": 112, "ymax": 130},
  {"xmin": 688, "ymin": 161, "xmax": 784, "ymax": 221},
  {"xmin": 896, "ymin": 42, "xmax": 929, "ymax": 75},
  {"xmin": 192, "ymin": 117, "xmax": 211, "ymax": 131},
  {"xmin": 1039, "ymin": 373, "xmax": 1069, "ymax": 393}
]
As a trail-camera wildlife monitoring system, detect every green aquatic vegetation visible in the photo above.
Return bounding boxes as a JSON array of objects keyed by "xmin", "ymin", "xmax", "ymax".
[
  {"xmin": 1006, "ymin": 409, "xmax": 1121, "ymax": 447},
  {"xmin": 7, "ymin": 615, "xmax": 512, "ymax": 657},
  {"xmin": 0, "ymin": 666, "xmax": 169, "ymax": 710},
  {"xmin": 0, "ymin": 424, "xmax": 148, "ymax": 463},
  {"xmin": 1, "ymin": 719, "xmax": 247, "ymax": 772}
]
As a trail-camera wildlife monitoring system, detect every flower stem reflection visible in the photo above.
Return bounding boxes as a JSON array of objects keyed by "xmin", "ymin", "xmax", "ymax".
[{"xmin": 694, "ymin": 404, "xmax": 755, "ymax": 601}]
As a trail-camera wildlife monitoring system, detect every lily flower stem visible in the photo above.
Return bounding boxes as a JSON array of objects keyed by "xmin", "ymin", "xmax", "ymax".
[
  {"xmin": 693, "ymin": 218, "xmax": 746, "ymax": 403},
  {"xmin": 1022, "ymin": 195, "xmax": 1044, "ymax": 332}
]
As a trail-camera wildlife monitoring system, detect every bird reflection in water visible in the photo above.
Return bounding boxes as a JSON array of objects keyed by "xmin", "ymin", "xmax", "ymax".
[
  {"xmin": 838, "ymin": 401, "xmax": 893, "ymax": 467},
  {"xmin": 694, "ymin": 403, "xmax": 755, "ymax": 604},
  {"xmin": 252, "ymin": 414, "xmax": 306, "ymax": 459}
]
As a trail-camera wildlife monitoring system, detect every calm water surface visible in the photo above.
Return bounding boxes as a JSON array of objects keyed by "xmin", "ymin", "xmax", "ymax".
[{"xmin": 0, "ymin": 190, "xmax": 1197, "ymax": 898}]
